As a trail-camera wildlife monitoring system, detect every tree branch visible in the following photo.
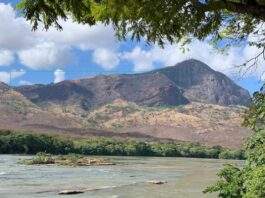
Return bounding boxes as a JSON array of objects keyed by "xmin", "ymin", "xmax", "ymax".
[
  {"xmin": 224, "ymin": 0, "xmax": 265, "ymax": 21},
  {"xmin": 234, "ymin": 47, "xmax": 265, "ymax": 78},
  {"xmin": 193, "ymin": 0, "xmax": 265, "ymax": 21}
]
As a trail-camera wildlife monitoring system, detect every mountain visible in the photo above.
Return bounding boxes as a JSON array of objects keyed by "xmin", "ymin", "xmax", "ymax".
[
  {"xmin": 152, "ymin": 59, "xmax": 250, "ymax": 106},
  {"xmin": 0, "ymin": 83, "xmax": 84, "ymax": 132},
  {"xmin": 0, "ymin": 59, "xmax": 252, "ymax": 148},
  {"xmin": 0, "ymin": 82, "xmax": 9, "ymax": 93},
  {"xmin": 82, "ymin": 99, "xmax": 250, "ymax": 148},
  {"xmin": 16, "ymin": 59, "xmax": 250, "ymax": 107}
]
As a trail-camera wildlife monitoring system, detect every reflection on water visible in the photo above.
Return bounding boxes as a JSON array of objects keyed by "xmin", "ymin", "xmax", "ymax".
[{"xmin": 0, "ymin": 155, "xmax": 243, "ymax": 198}]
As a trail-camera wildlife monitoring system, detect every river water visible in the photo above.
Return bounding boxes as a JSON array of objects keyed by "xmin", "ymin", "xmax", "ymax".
[{"xmin": 0, "ymin": 155, "xmax": 243, "ymax": 198}]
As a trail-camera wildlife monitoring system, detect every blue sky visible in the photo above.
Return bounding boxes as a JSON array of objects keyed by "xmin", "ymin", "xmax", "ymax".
[{"xmin": 0, "ymin": 0, "xmax": 264, "ymax": 94}]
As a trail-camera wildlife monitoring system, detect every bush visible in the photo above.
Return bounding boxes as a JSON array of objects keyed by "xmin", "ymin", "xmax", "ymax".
[
  {"xmin": 0, "ymin": 130, "xmax": 244, "ymax": 159},
  {"xmin": 22, "ymin": 152, "xmax": 54, "ymax": 165},
  {"xmin": 205, "ymin": 85, "xmax": 265, "ymax": 197},
  {"xmin": 0, "ymin": 131, "xmax": 74, "ymax": 154}
]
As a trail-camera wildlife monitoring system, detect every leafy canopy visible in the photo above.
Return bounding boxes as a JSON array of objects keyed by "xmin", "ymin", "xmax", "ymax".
[
  {"xmin": 204, "ymin": 85, "xmax": 265, "ymax": 198},
  {"xmin": 243, "ymin": 84, "xmax": 265, "ymax": 131},
  {"xmin": 17, "ymin": 0, "xmax": 265, "ymax": 50}
]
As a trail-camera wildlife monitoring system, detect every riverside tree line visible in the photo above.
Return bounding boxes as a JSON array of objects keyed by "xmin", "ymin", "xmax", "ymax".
[{"xmin": 0, "ymin": 129, "xmax": 244, "ymax": 159}]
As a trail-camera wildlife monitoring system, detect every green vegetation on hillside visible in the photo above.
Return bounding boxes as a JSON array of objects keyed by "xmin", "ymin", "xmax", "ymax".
[
  {"xmin": 0, "ymin": 129, "xmax": 244, "ymax": 159},
  {"xmin": 204, "ymin": 85, "xmax": 265, "ymax": 197}
]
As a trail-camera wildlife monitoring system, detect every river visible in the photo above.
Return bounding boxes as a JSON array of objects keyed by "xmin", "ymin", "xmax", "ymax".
[{"xmin": 0, "ymin": 155, "xmax": 244, "ymax": 198}]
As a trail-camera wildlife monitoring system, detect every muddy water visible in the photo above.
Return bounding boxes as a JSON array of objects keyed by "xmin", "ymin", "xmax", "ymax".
[{"xmin": 0, "ymin": 155, "xmax": 243, "ymax": 198}]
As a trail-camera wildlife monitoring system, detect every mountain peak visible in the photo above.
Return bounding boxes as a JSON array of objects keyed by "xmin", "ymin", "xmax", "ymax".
[
  {"xmin": 16, "ymin": 60, "xmax": 251, "ymax": 107},
  {"xmin": 154, "ymin": 59, "xmax": 250, "ymax": 106},
  {"xmin": 175, "ymin": 59, "xmax": 214, "ymax": 70}
]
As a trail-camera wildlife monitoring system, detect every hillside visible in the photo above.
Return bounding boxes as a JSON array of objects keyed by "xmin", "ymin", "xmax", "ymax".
[
  {"xmin": 0, "ymin": 83, "xmax": 84, "ymax": 132},
  {"xmin": 16, "ymin": 59, "xmax": 250, "ymax": 107},
  {"xmin": 152, "ymin": 59, "xmax": 250, "ymax": 106},
  {"xmin": 0, "ymin": 60, "xmax": 252, "ymax": 148},
  {"xmin": 81, "ymin": 99, "xmax": 249, "ymax": 148}
]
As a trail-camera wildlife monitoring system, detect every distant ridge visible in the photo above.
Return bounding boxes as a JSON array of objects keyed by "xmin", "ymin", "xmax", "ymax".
[
  {"xmin": 0, "ymin": 60, "xmax": 252, "ymax": 148},
  {"xmin": 16, "ymin": 59, "xmax": 251, "ymax": 107}
]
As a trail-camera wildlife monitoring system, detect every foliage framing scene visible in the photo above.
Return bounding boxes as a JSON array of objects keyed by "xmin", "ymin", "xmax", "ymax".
[{"xmin": 0, "ymin": 0, "xmax": 265, "ymax": 197}]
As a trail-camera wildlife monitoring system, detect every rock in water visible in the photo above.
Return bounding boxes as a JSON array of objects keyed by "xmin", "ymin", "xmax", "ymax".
[
  {"xmin": 146, "ymin": 180, "xmax": 166, "ymax": 184},
  {"xmin": 58, "ymin": 188, "xmax": 98, "ymax": 195},
  {"xmin": 58, "ymin": 190, "xmax": 85, "ymax": 195}
]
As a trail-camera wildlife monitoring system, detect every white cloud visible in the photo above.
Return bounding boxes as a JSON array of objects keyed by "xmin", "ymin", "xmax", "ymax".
[
  {"xmin": 122, "ymin": 47, "xmax": 154, "ymax": 71},
  {"xmin": 0, "ymin": 69, "xmax": 25, "ymax": 84},
  {"xmin": 19, "ymin": 80, "xmax": 33, "ymax": 86},
  {"xmin": 11, "ymin": 69, "xmax": 26, "ymax": 77},
  {"xmin": 54, "ymin": 69, "xmax": 65, "ymax": 83},
  {"xmin": 0, "ymin": 72, "xmax": 12, "ymax": 84},
  {"xmin": 18, "ymin": 42, "xmax": 73, "ymax": 70},
  {"xmin": 0, "ymin": 3, "xmax": 118, "ymax": 70},
  {"xmin": 122, "ymin": 40, "xmax": 264, "ymax": 79},
  {"xmin": 0, "ymin": 3, "xmax": 37, "ymax": 51},
  {"xmin": 92, "ymin": 48, "xmax": 120, "ymax": 69},
  {"xmin": 0, "ymin": 50, "xmax": 14, "ymax": 66},
  {"xmin": 37, "ymin": 21, "xmax": 117, "ymax": 51}
]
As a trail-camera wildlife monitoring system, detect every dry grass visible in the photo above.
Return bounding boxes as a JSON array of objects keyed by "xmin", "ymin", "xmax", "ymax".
[{"xmin": 0, "ymin": 90, "xmax": 250, "ymax": 148}]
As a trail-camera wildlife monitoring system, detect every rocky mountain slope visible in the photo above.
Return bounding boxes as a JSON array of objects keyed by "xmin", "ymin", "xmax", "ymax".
[
  {"xmin": 16, "ymin": 59, "xmax": 250, "ymax": 107},
  {"xmin": 82, "ymin": 99, "xmax": 249, "ymax": 148},
  {"xmin": 0, "ymin": 82, "xmax": 84, "ymax": 132},
  {"xmin": 152, "ymin": 59, "xmax": 250, "ymax": 106},
  {"xmin": 0, "ymin": 60, "xmax": 252, "ymax": 148}
]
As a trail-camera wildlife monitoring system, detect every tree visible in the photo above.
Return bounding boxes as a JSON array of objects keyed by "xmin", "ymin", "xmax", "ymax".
[
  {"xmin": 204, "ymin": 86, "xmax": 265, "ymax": 198},
  {"xmin": 243, "ymin": 84, "xmax": 265, "ymax": 131},
  {"xmin": 16, "ymin": 1, "xmax": 265, "ymax": 66}
]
